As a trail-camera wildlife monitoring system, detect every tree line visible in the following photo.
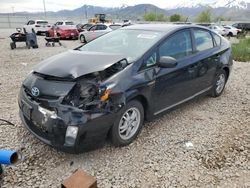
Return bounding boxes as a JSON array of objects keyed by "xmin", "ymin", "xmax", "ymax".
[{"xmin": 144, "ymin": 9, "xmax": 230, "ymax": 22}]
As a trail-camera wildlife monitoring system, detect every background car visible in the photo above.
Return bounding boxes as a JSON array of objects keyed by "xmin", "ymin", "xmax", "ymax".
[
  {"xmin": 23, "ymin": 20, "xmax": 51, "ymax": 35},
  {"xmin": 47, "ymin": 25, "xmax": 79, "ymax": 39},
  {"xmin": 232, "ymin": 23, "xmax": 250, "ymax": 31},
  {"xmin": 223, "ymin": 25, "xmax": 241, "ymax": 37},
  {"xmin": 209, "ymin": 25, "xmax": 228, "ymax": 36},
  {"xmin": 79, "ymin": 23, "xmax": 121, "ymax": 43},
  {"xmin": 19, "ymin": 24, "xmax": 232, "ymax": 153},
  {"xmin": 76, "ymin": 23, "xmax": 93, "ymax": 32}
]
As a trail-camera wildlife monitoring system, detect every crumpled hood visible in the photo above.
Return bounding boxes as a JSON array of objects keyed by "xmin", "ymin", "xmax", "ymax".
[{"xmin": 34, "ymin": 50, "xmax": 125, "ymax": 79}]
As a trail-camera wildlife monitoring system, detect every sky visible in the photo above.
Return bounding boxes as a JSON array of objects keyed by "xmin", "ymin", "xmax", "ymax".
[{"xmin": 0, "ymin": 0, "xmax": 249, "ymax": 13}]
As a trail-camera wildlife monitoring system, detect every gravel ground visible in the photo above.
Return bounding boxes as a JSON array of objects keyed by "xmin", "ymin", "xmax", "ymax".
[{"xmin": 0, "ymin": 28, "xmax": 249, "ymax": 188}]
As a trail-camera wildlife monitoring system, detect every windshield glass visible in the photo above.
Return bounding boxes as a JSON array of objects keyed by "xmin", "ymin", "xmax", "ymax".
[{"xmin": 79, "ymin": 29, "xmax": 164, "ymax": 62}]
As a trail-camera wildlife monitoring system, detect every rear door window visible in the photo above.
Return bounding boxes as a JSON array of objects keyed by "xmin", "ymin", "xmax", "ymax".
[
  {"xmin": 97, "ymin": 25, "xmax": 107, "ymax": 30},
  {"xmin": 193, "ymin": 29, "xmax": 214, "ymax": 51}
]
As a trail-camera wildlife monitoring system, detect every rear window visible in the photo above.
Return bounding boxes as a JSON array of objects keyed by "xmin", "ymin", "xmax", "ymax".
[
  {"xmin": 37, "ymin": 21, "xmax": 48, "ymax": 25},
  {"xmin": 109, "ymin": 25, "xmax": 121, "ymax": 30},
  {"xmin": 65, "ymin": 22, "xmax": 74, "ymax": 25},
  {"xmin": 194, "ymin": 29, "xmax": 214, "ymax": 51}
]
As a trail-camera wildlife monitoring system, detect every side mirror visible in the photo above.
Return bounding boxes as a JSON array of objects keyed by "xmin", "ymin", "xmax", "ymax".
[{"xmin": 158, "ymin": 56, "xmax": 178, "ymax": 68}]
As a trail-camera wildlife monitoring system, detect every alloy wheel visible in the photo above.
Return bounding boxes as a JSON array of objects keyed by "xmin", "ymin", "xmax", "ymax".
[
  {"xmin": 216, "ymin": 73, "xmax": 226, "ymax": 94},
  {"xmin": 118, "ymin": 107, "xmax": 141, "ymax": 140}
]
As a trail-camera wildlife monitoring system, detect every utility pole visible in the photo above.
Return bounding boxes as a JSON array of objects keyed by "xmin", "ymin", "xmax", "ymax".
[
  {"xmin": 84, "ymin": 5, "xmax": 87, "ymax": 19},
  {"xmin": 43, "ymin": 0, "xmax": 46, "ymax": 18},
  {"xmin": 12, "ymin": 7, "xmax": 15, "ymax": 16}
]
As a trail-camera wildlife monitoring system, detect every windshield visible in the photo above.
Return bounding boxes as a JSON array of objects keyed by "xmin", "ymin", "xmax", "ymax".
[{"xmin": 79, "ymin": 29, "xmax": 164, "ymax": 62}]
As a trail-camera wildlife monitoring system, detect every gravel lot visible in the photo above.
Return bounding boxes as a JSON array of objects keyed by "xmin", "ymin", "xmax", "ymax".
[{"xmin": 0, "ymin": 29, "xmax": 249, "ymax": 188}]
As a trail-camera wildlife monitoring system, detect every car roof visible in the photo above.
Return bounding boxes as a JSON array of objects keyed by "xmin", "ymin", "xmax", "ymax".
[{"xmin": 120, "ymin": 24, "xmax": 207, "ymax": 33}]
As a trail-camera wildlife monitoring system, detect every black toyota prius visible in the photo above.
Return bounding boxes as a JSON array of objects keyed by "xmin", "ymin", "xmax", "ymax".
[{"xmin": 19, "ymin": 24, "xmax": 233, "ymax": 153}]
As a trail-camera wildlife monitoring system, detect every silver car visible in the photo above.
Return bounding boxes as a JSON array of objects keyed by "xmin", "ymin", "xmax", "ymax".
[{"xmin": 79, "ymin": 24, "xmax": 121, "ymax": 43}]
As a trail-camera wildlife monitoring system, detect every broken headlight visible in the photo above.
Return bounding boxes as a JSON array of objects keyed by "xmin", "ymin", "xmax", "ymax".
[{"xmin": 62, "ymin": 78, "xmax": 99, "ymax": 109}]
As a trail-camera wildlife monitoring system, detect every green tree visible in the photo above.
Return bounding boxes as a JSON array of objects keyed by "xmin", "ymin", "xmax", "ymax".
[
  {"xmin": 170, "ymin": 14, "xmax": 181, "ymax": 22},
  {"xmin": 144, "ymin": 12, "xmax": 157, "ymax": 21},
  {"xmin": 196, "ymin": 9, "xmax": 211, "ymax": 23},
  {"xmin": 144, "ymin": 12, "xmax": 167, "ymax": 21},
  {"xmin": 157, "ymin": 13, "xmax": 167, "ymax": 21}
]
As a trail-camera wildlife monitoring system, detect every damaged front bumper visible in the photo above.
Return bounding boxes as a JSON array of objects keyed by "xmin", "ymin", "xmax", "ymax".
[{"xmin": 18, "ymin": 87, "xmax": 115, "ymax": 154}]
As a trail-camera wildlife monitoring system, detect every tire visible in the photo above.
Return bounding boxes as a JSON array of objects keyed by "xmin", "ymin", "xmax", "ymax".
[
  {"xmin": 10, "ymin": 42, "xmax": 16, "ymax": 49},
  {"xmin": 110, "ymin": 100, "xmax": 144, "ymax": 147},
  {"xmin": 227, "ymin": 32, "xmax": 233, "ymax": 37},
  {"xmin": 80, "ymin": 35, "xmax": 86, "ymax": 43},
  {"xmin": 210, "ymin": 69, "xmax": 227, "ymax": 97},
  {"xmin": 52, "ymin": 42, "xmax": 55, "ymax": 47}
]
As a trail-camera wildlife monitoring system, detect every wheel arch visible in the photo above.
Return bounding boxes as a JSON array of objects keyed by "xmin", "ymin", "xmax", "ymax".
[{"xmin": 127, "ymin": 94, "xmax": 149, "ymax": 120}]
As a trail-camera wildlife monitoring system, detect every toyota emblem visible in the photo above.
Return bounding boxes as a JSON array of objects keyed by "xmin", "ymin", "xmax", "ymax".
[{"xmin": 31, "ymin": 87, "xmax": 40, "ymax": 97}]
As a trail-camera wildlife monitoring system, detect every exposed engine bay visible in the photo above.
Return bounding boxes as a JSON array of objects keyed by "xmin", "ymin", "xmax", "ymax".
[{"xmin": 60, "ymin": 59, "xmax": 128, "ymax": 111}]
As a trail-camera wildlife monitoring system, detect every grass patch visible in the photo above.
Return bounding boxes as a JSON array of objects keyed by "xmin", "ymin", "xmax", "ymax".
[{"xmin": 232, "ymin": 38, "xmax": 250, "ymax": 62}]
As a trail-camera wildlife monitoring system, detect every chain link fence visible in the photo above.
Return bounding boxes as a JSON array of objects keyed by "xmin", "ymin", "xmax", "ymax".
[{"xmin": 0, "ymin": 15, "xmax": 88, "ymax": 28}]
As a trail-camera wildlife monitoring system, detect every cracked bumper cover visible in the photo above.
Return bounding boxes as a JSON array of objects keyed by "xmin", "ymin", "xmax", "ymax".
[{"xmin": 18, "ymin": 87, "xmax": 116, "ymax": 153}]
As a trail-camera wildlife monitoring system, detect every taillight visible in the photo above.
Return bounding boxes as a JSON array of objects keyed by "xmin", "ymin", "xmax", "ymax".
[{"xmin": 35, "ymin": 25, "xmax": 40, "ymax": 27}]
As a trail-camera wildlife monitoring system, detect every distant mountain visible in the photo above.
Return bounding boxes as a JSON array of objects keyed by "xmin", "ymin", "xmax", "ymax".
[
  {"xmin": 170, "ymin": 0, "xmax": 249, "ymax": 9},
  {"xmin": 1, "ymin": 2, "xmax": 250, "ymax": 21},
  {"xmin": 167, "ymin": 0, "xmax": 250, "ymax": 21}
]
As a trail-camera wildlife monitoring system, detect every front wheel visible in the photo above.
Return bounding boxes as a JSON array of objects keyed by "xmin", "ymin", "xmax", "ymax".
[
  {"xmin": 111, "ymin": 100, "xmax": 144, "ymax": 147},
  {"xmin": 210, "ymin": 69, "xmax": 227, "ymax": 97},
  {"xmin": 80, "ymin": 35, "xmax": 86, "ymax": 43}
]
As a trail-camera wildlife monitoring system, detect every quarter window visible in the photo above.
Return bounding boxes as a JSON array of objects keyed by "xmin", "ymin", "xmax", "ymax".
[
  {"xmin": 212, "ymin": 33, "xmax": 221, "ymax": 46},
  {"xmin": 194, "ymin": 29, "xmax": 214, "ymax": 51},
  {"xmin": 159, "ymin": 30, "xmax": 193, "ymax": 59},
  {"xmin": 145, "ymin": 52, "xmax": 157, "ymax": 68}
]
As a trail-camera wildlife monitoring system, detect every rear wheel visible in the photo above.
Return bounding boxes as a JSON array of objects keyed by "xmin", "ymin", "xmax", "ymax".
[
  {"xmin": 227, "ymin": 32, "xmax": 233, "ymax": 37},
  {"xmin": 111, "ymin": 100, "xmax": 144, "ymax": 146},
  {"xmin": 210, "ymin": 69, "xmax": 227, "ymax": 97}
]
